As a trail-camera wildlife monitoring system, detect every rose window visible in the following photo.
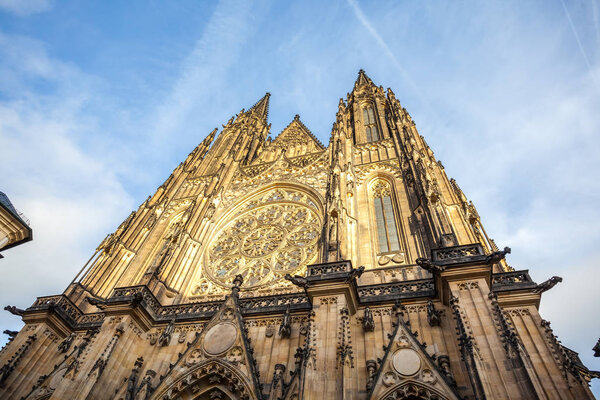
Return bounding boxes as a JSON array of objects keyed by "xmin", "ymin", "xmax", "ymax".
[{"xmin": 206, "ymin": 195, "xmax": 321, "ymax": 289}]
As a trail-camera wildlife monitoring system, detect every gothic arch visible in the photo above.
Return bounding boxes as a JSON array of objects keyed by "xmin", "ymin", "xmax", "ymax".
[
  {"xmin": 151, "ymin": 359, "xmax": 257, "ymax": 400},
  {"xmin": 363, "ymin": 174, "xmax": 410, "ymax": 268},
  {"xmin": 376, "ymin": 380, "xmax": 450, "ymax": 400}
]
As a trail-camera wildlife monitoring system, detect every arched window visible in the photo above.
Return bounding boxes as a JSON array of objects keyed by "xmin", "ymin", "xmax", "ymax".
[
  {"xmin": 371, "ymin": 180, "xmax": 400, "ymax": 253},
  {"xmin": 363, "ymin": 105, "xmax": 380, "ymax": 142}
]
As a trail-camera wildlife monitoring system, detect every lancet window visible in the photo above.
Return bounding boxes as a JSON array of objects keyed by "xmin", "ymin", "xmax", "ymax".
[
  {"xmin": 371, "ymin": 180, "xmax": 401, "ymax": 253},
  {"xmin": 363, "ymin": 105, "xmax": 380, "ymax": 142}
]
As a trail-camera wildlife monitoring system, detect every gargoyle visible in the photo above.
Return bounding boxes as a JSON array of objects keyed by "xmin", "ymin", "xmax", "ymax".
[
  {"xmin": 486, "ymin": 246, "xmax": 511, "ymax": 265},
  {"xmin": 416, "ymin": 258, "xmax": 446, "ymax": 273},
  {"xmin": 284, "ymin": 274, "xmax": 309, "ymax": 289},
  {"xmin": 594, "ymin": 338, "xmax": 600, "ymax": 358},
  {"xmin": 86, "ymin": 297, "xmax": 107, "ymax": 310},
  {"xmin": 533, "ymin": 276, "xmax": 563, "ymax": 294},
  {"xmin": 4, "ymin": 305, "xmax": 24, "ymax": 316},
  {"xmin": 345, "ymin": 265, "xmax": 365, "ymax": 283},
  {"xmin": 3, "ymin": 330, "xmax": 18, "ymax": 339}
]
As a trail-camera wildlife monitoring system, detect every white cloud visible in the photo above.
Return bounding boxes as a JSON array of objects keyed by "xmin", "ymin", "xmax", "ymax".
[
  {"xmin": 0, "ymin": 0, "xmax": 52, "ymax": 16},
  {"xmin": 0, "ymin": 32, "xmax": 133, "ymax": 341}
]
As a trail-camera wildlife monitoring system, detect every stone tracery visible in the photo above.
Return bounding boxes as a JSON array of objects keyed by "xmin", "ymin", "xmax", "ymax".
[{"xmin": 201, "ymin": 188, "xmax": 322, "ymax": 290}]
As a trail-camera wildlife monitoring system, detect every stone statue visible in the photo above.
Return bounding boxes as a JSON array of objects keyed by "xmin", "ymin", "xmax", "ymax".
[
  {"xmin": 204, "ymin": 201, "xmax": 216, "ymax": 220},
  {"xmin": 58, "ymin": 333, "xmax": 75, "ymax": 353},
  {"xmin": 437, "ymin": 355, "xmax": 457, "ymax": 387},
  {"xmin": 279, "ymin": 307, "xmax": 292, "ymax": 338},
  {"xmin": 124, "ymin": 357, "xmax": 144, "ymax": 400},
  {"xmin": 328, "ymin": 214, "xmax": 338, "ymax": 243},
  {"xmin": 158, "ymin": 319, "xmax": 175, "ymax": 347},
  {"xmin": 533, "ymin": 276, "xmax": 563, "ymax": 294},
  {"xmin": 594, "ymin": 338, "xmax": 600, "ymax": 358},
  {"xmin": 362, "ymin": 307, "xmax": 375, "ymax": 332},
  {"xmin": 416, "ymin": 258, "xmax": 445, "ymax": 274},
  {"xmin": 427, "ymin": 300, "xmax": 442, "ymax": 327}
]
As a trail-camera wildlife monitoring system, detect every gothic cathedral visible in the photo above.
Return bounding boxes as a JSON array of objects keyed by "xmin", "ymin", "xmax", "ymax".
[{"xmin": 1, "ymin": 71, "xmax": 596, "ymax": 399}]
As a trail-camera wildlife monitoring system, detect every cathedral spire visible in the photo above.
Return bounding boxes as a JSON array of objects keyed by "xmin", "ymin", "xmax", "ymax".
[
  {"xmin": 247, "ymin": 92, "xmax": 271, "ymax": 123},
  {"xmin": 353, "ymin": 69, "xmax": 376, "ymax": 90}
]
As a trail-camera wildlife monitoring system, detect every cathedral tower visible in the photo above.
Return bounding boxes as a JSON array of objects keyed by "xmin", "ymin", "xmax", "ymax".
[{"xmin": 1, "ymin": 71, "xmax": 596, "ymax": 399}]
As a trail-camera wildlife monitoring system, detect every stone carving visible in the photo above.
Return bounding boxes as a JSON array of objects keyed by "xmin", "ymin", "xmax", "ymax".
[
  {"xmin": 458, "ymin": 281, "xmax": 479, "ymax": 290},
  {"xmin": 4, "ymin": 305, "xmax": 24, "ymax": 316},
  {"xmin": 278, "ymin": 307, "xmax": 292, "ymax": 338},
  {"xmin": 415, "ymin": 257, "xmax": 445, "ymax": 273},
  {"xmin": 206, "ymin": 194, "xmax": 320, "ymax": 289},
  {"xmin": 58, "ymin": 333, "xmax": 75, "ymax": 353},
  {"xmin": 362, "ymin": 307, "xmax": 375, "ymax": 332},
  {"xmin": 265, "ymin": 325, "xmax": 275, "ymax": 338},
  {"xmin": 366, "ymin": 359, "xmax": 377, "ymax": 391},
  {"xmin": 594, "ymin": 338, "xmax": 600, "ymax": 358},
  {"xmin": 203, "ymin": 323, "xmax": 237, "ymax": 355},
  {"xmin": 0, "ymin": 334, "xmax": 36, "ymax": 385},
  {"xmin": 437, "ymin": 355, "xmax": 457, "ymax": 387},
  {"xmin": 486, "ymin": 246, "xmax": 511, "ymax": 264},
  {"xmin": 533, "ymin": 276, "xmax": 563, "ymax": 294},
  {"xmin": 157, "ymin": 319, "xmax": 175, "ymax": 347},
  {"xmin": 124, "ymin": 357, "xmax": 144, "ymax": 400},
  {"xmin": 392, "ymin": 348, "xmax": 421, "ymax": 376},
  {"xmin": 346, "ymin": 265, "xmax": 365, "ymax": 283},
  {"xmin": 426, "ymin": 300, "xmax": 441, "ymax": 327},
  {"xmin": 284, "ymin": 274, "xmax": 309, "ymax": 289},
  {"xmin": 271, "ymin": 363, "xmax": 286, "ymax": 392},
  {"xmin": 2, "ymin": 330, "xmax": 17, "ymax": 341},
  {"xmin": 337, "ymin": 307, "xmax": 354, "ymax": 368}
]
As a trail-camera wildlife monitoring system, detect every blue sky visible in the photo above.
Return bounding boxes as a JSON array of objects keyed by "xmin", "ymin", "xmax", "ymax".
[{"xmin": 0, "ymin": 0, "xmax": 599, "ymax": 394}]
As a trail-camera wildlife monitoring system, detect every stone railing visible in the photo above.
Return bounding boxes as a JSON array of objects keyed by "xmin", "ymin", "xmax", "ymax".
[
  {"xmin": 239, "ymin": 292, "xmax": 311, "ymax": 315},
  {"xmin": 29, "ymin": 295, "xmax": 83, "ymax": 327},
  {"xmin": 491, "ymin": 270, "xmax": 537, "ymax": 292},
  {"xmin": 358, "ymin": 279, "xmax": 435, "ymax": 303},
  {"xmin": 27, "ymin": 276, "xmax": 440, "ymax": 330},
  {"xmin": 307, "ymin": 260, "xmax": 352, "ymax": 277},
  {"xmin": 431, "ymin": 243, "xmax": 486, "ymax": 265}
]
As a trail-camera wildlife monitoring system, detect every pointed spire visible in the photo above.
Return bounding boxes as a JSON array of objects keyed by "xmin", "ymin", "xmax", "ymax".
[
  {"xmin": 248, "ymin": 92, "xmax": 270, "ymax": 123},
  {"xmin": 354, "ymin": 69, "xmax": 375, "ymax": 89}
]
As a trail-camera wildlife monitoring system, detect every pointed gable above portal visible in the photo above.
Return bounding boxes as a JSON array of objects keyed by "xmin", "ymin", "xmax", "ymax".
[
  {"xmin": 367, "ymin": 303, "xmax": 461, "ymax": 400},
  {"xmin": 152, "ymin": 276, "xmax": 262, "ymax": 400},
  {"xmin": 271, "ymin": 114, "xmax": 325, "ymax": 158}
]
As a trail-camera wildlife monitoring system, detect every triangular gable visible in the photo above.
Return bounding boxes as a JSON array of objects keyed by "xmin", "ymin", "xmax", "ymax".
[
  {"xmin": 271, "ymin": 115, "xmax": 325, "ymax": 156},
  {"xmin": 367, "ymin": 303, "xmax": 461, "ymax": 400},
  {"xmin": 151, "ymin": 276, "xmax": 262, "ymax": 400}
]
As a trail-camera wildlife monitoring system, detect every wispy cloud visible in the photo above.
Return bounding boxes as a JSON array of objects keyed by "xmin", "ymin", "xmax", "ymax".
[
  {"xmin": 346, "ymin": 0, "xmax": 431, "ymax": 112},
  {"xmin": 151, "ymin": 0, "xmax": 262, "ymax": 142},
  {"xmin": 0, "ymin": 31, "xmax": 133, "ymax": 337},
  {"xmin": 559, "ymin": 0, "xmax": 600, "ymax": 91}
]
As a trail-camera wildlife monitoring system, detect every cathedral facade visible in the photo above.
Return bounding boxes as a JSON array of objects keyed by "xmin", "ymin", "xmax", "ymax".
[{"xmin": 0, "ymin": 71, "xmax": 596, "ymax": 399}]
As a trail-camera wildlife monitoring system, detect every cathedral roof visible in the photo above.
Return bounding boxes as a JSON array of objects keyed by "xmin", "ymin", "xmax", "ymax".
[{"xmin": 272, "ymin": 114, "xmax": 325, "ymax": 150}]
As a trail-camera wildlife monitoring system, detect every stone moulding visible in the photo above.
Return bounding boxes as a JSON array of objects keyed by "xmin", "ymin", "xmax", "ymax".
[{"xmin": 23, "ymin": 269, "xmax": 535, "ymax": 331}]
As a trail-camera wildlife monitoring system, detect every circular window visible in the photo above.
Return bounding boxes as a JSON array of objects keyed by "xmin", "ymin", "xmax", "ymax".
[{"xmin": 205, "ymin": 191, "xmax": 321, "ymax": 290}]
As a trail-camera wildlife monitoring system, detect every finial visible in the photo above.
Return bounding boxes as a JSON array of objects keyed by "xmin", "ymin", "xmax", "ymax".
[
  {"xmin": 232, "ymin": 274, "xmax": 243, "ymax": 291},
  {"xmin": 294, "ymin": 114, "xmax": 300, "ymax": 120}
]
